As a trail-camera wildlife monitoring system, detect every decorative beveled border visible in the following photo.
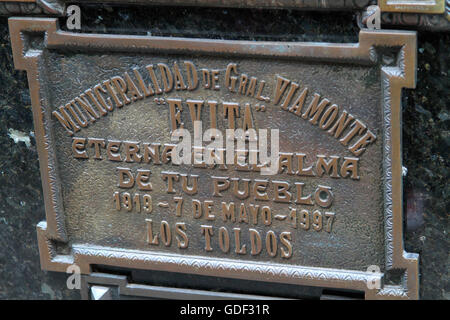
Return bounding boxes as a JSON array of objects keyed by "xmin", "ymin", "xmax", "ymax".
[
  {"xmin": 379, "ymin": 0, "xmax": 445, "ymax": 14},
  {"xmin": 9, "ymin": 17, "xmax": 419, "ymax": 299}
]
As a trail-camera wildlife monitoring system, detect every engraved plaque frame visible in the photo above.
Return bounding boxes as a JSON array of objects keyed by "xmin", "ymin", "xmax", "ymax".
[{"xmin": 10, "ymin": 17, "xmax": 419, "ymax": 299}]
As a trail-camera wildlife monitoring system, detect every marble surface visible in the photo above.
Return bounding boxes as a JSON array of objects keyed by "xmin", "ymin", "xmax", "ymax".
[
  {"xmin": 0, "ymin": 6, "xmax": 448, "ymax": 299},
  {"xmin": 0, "ymin": 18, "xmax": 78, "ymax": 299}
]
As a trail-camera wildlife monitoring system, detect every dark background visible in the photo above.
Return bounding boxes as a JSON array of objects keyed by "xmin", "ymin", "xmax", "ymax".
[{"xmin": 0, "ymin": 5, "xmax": 448, "ymax": 299}]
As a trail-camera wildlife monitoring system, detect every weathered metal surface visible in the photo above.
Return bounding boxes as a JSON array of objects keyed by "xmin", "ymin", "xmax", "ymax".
[
  {"xmin": 381, "ymin": 11, "xmax": 450, "ymax": 30},
  {"xmin": 9, "ymin": 17, "xmax": 418, "ymax": 299},
  {"xmin": 0, "ymin": 0, "xmax": 373, "ymax": 16},
  {"xmin": 379, "ymin": 0, "xmax": 445, "ymax": 14}
]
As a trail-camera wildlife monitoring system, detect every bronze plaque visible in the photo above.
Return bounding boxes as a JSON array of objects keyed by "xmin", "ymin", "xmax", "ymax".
[{"xmin": 10, "ymin": 17, "xmax": 418, "ymax": 299}]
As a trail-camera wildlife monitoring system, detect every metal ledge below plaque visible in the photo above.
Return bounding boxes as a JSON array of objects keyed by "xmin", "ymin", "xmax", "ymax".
[{"xmin": 379, "ymin": 0, "xmax": 445, "ymax": 14}]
